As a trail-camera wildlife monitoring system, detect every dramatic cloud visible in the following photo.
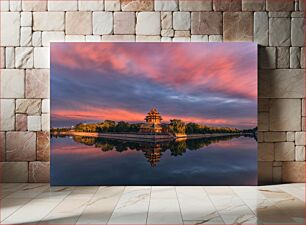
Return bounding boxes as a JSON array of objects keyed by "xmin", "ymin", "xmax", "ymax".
[{"xmin": 51, "ymin": 42, "xmax": 257, "ymax": 129}]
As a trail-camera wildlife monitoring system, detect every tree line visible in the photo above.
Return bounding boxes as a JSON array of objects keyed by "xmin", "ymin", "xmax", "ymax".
[{"xmin": 52, "ymin": 119, "xmax": 256, "ymax": 135}]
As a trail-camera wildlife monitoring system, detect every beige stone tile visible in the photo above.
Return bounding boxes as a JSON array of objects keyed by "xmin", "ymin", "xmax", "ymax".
[
  {"xmin": 161, "ymin": 29, "xmax": 174, "ymax": 37},
  {"xmin": 102, "ymin": 35, "xmax": 135, "ymax": 42},
  {"xmin": 25, "ymin": 69, "xmax": 50, "ymax": 98},
  {"xmin": 41, "ymin": 113, "xmax": 50, "ymax": 131},
  {"xmin": 269, "ymin": 18, "xmax": 291, "ymax": 46},
  {"xmin": 32, "ymin": 31, "xmax": 42, "ymax": 46},
  {"xmin": 258, "ymin": 112, "xmax": 269, "ymax": 131},
  {"xmin": 258, "ymin": 98, "xmax": 269, "ymax": 112},
  {"xmin": 48, "ymin": 0, "xmax": 77, "ymax": 11},
  {"xmin": 33, "ymin": 12, "xmax": 65, "ymax": 31},
  {"xmin": 42, "ymin": 31, "xmax": 64, "ymax": 47},
  {"xmin": 295, "ymin": 132, "xmax": 305, "ymax": 145},
  {"xmin": 286, "ymin": 131, "xmax": 295, "ymax": 142},
  {"xmin": 272, "ymin": 165, "xmax": 282, "ymax": 184},
  {"xmin": 29, "ymin": 161, "xmax": 50, "ymax": 183},
  {"xmin": 282, "ymin": 162, "xmax": 305, "ymax": 183},
  {"xmin": 269, "ymin": 12, "xmax": 290, "ymax": 17},
  {"xmin": 191, "ymin": 35, "xmax": 208, "ymax": 42},
  {"xmin": 1, "ymin": 0, "xmax": 9, "ymax": 11},
  {"xmin": 34, "ymin": 47, "xmax": 50, "ymax": 69},
  {"xmin": 37, "ymin": 131, "xmax": 50, "ymax": 161},
  {"xmin": 85, "ymin": 35, "xmax": 101, "ymax": 42},
  {"xmin": 136, "ymin": 35, "xmax": 161, "ymax": 42},
  {"xmin": 161, "ymin": 12, "xmax": 172, "ymax": 29},
  {"xmin": 15, "ymin": 47, "xmax": 33, "ymax": 68},
  {"xmin": 223, "ymin": 12, "xmax": 253, "ymax": 41},
  {"xmin": 290, "ymin": 47, "xmax": 301, "ymax": 69},
  {"xmin": 16, "ymin": 99, "xmax": 41, "ymax": 115},
  {"xmin": 0, "ymin": 69, "xmax": 24, "ymax": 98},
  {"xmin": 20, "ymin": 27, "xmax": 32, "ymax": 47},
  {"xmin": 161, "ymin": 37, "xmax": 172, "ymax": 42},
  {"xmin": 93, "ymin": 12, "xmax": 113, "ymax": 35},
  {"xmin": 21, "ymin": 12, "xmax": 32, "ymax": 26},
  {"xmin": 10, "ymin": 0, "xmax": 22, "ymax": 11},
  {"xmin": 291, "ymin": 18, "xmax": 304, "ymax": 47},
  {"xmin": 295, "ymin": 146, "xmax": 305, "ymax": 161},
  {"xmin": 257, "ymin": 131, "xmax": 264, "ymax": 142},
  {"xmin": 242, "ymin": 0, "xmax": 265, "ymax": 11},
  {"xmin": 1, "ymin": 12, "xmax": 20, "ymax": 46},
  {"xmin": 259, "ymin": 47, "xmax": 276, "ymax": 69},
  {"xmin": 22, "ymin": 0, "xmax": 47, "ymax": 11},
  {"xmin": 0, "ymin": 162, "xmax": 28, "ymax": 182},
  {"xmin": 276, "ymin": 47, "xmax": 290, "ymax": 68},
  {"xmin": 179, "ymin": 0, "xmax": 212, "ymax": 11},
  {"xmin": 191, "ymin": 12, "xmax": 222, "ymax": 35},
  {"xmin": 5, "ymin": 47, "xmax": 15, "ymax": 69},
  {"xmin": 155, "ymin": 0, "xmax": 178, "ymax": 11},
  {"xmin": 258, "ymin": 143, "xmax": 274, "ymax": 161},
  {"xmin": 259, "ymin": 69, "xmax": 304, "ymax": 98},
  {"xmin": 65, "ymin": 35, "xmax": 86, "ymax": 42},
  {"xmin": 66, "ymin": 12, "xmax": 92, "ymax": 35},
  {"xmin": 0, "ymin": 99, "xmax": 15, "ymax": 131},
  {"xmin": 258, "ymin": 162, "xmax": 273, "ymax": 185},
  {"xmin": 6, "ymin": 131, "xmax": 36, "ymax": 161},
  {"xmin": 274, "ymin": 142, "xmax": 295, "ymax": 161},
  {"xmin": 114, "ymin": 12, "xmax": 135, "ymax": 35},
  {"xmin": 208, "ymin": 35, "xmax": 222, "ymax": 42},
  {"xmin": 174, "ymin": 30, "xmax": 190, "ymax": 37},
  {"xmin": 16, "ymin": 114, "xmax": 27, "ymax": 131},
  {"xmin": 254, "ymin": 12, "xmax": 268, "ymax": 46},
  {"xmin": 173, "ymin": 12, "xmax": 190, "ymax": 31},
  {"xmin": 173, "ymin": 36, "xmax": 190, "ymax": 42},
  {"xmin": 136, "ymin": 12, "xmax": 160, "ymax": 35},
  {"xmin": 266, "ymin": 0, "xmax": 294, "ymax": 11},
  {"xmin": 269, "ymin": 99, "xmax": 301, "ymax": 132},
  {"xmin": 264, "ymin": 131, "xmax": 286, "ymax": 142},
  {"xmin": 42, "ymin": 99, "xmax": 50, "ymax": 113},
  {"xmin": 105, "ymin": 0, "xmax": 120, "ymax": 11},
  {"xmin": 78, "ymin": 0, "xmax": 104, "ymax": 11},
  {"xmin": 213, "ymin": 0, "xmax": 241, "ymax": 11},
  {"xmin": 27, "ymin": 115, "xmax": 41, "ymax": 131},
  {"xmin": 121, "ymin": 0, "xmax": 153, "ymax": 11}
]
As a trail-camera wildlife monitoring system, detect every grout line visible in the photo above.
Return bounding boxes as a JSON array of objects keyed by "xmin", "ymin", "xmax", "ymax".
[
  {"xmin": 202, "ymin": 186, "xmax": 227, "ymax": 225},
  {"xmin": 174, "ymin": 186, "xmax": 185, "ymax": 224},
  {"xmin": 37, "ymin": 185, "xmax": 75, "ymax": 223},
  {"xmin": 145, "ymin": 186, "xmax": 152, "ymax": 225},
  {"xmin": 75, "ymin": 186, "xmax": 100, "ymax": 224},
  {"xmin": 105, "ymin": 186, "xmax": 126, "ymax": 225}
]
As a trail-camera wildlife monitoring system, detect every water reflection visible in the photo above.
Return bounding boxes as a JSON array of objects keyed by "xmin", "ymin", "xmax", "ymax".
[
  {"xmin": 52, "ymin": 134, "xmax": 255, "ymax": 167},
  {"xmin": 51, "ymin": 135, "xmax": 257, "ymax": 185}
]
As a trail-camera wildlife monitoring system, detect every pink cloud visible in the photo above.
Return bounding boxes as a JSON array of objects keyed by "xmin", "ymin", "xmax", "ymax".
[
  {"xmin": 51, "ymin": 43, "xmax": 257, "ymax": 100},
  {"xmin": 52, "ymin": 105, "xmax": 256, "ymax": 128}
]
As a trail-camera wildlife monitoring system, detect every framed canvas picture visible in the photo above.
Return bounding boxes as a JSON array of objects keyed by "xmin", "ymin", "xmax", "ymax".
[{"xmin": 50, "ymin": 43, "xmax": 257, "ymax": 186}]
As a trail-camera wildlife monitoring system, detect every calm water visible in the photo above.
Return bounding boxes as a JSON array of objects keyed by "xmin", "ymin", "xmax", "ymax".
[{"xmin": 51, "ymin": 135, "xmax": 257, "ymax": 186}]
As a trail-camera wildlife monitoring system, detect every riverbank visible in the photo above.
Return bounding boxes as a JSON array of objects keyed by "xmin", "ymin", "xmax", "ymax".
[{"xmin": 51, "ymin": 131, "xmax": 246, "ymax": 142}]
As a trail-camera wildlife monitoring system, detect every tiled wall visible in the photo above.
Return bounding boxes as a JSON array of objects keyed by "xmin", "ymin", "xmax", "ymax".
[{"xmin": 0, "ymin": 0, "xmax": 305, "ymax": 184}]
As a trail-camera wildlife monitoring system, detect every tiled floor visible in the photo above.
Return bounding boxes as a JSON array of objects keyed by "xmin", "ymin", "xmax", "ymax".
[{"xmin": 0, "ymin": 183, "xmax": 305, "ymax": 224}]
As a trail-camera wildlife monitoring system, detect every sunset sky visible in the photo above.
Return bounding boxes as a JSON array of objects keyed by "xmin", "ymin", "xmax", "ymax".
[{"xmin": 51, "ymin": 42, "xmax": 257, "ymax": 129}]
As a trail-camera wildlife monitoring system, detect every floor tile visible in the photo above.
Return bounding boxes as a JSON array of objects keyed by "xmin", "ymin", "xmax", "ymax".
[
  {"xmin": 176, "ymin": 186, "xmax": 217, "ymax": 221},
  {"xmin": 2, "ymin": 198, "xmax": 63, "ymax": 224},
  {"xmin": 108, "ymin": 186, "xmax": 150, "ymax": 224},
  {"xmin": 76, "ymin": 186, "xmax": 125, "ymax": 224}
]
